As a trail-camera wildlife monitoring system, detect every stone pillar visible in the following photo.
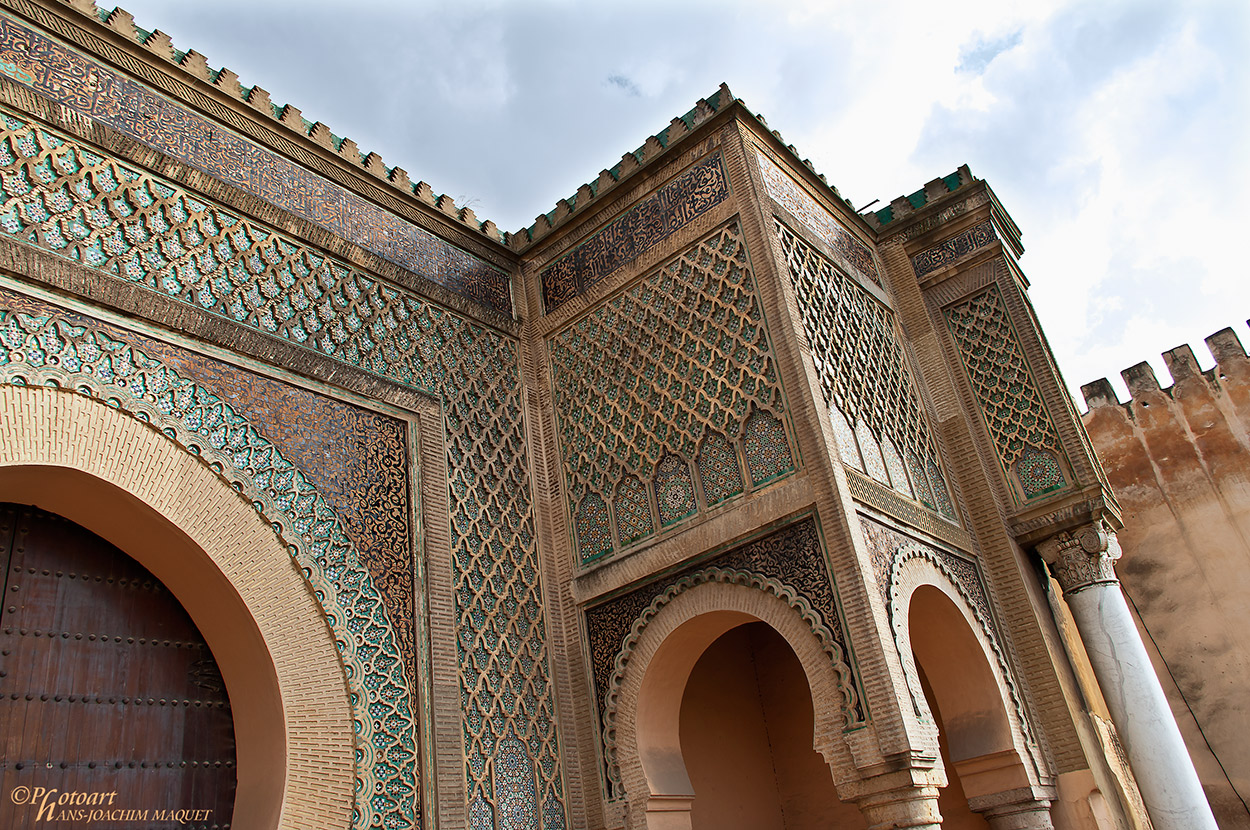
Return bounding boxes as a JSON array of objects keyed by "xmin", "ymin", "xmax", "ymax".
[
  {"xmin": 968, "ymin": 787, "xmax": 1055, "ymax": 830},
  {"xmin": 845, "ymin": 770, "xmax": 944, "ymax": 830},
  {"xmin": 1037, "ymin": 523, "xmax": 1217, "ymax": 830},
  {"xmin": 955, "ymin": 750, "xmax": 1055, "ymax": 829}
]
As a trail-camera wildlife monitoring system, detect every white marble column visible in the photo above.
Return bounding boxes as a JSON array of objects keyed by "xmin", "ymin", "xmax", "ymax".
[{"xmin": 1038, "ymin": 523, "xmax": 1217, "ymax": 830}]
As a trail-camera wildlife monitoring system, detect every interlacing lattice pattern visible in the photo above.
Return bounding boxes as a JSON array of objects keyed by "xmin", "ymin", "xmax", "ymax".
[
  {"xmin": 0, "ymin": 109, "xmax": 427, "ymax": 386},
  {"xmin": 944, "ymin": 286, "xmax": 1067, "ymax": 500},
  {"xmin": 0, "ymin": 109, "xmax": 566, "ymax": 830},
  {"xmin": 776, "ymin": 221, "xmax": 955, "ymax": 519},
  {"xmin": 0, "ymin": 17, "xmax": 510, "ymax": 313},
  {"xmin": 548, "ymin": 223, "xmax": 792, "ymax": 561},
  {"xmin": 0, "ymin": 308, "xmax": 416, "ymax": 830},
  {"xmin": 446, "ymin": 333, "xmax": 566, "ymax": 830}
]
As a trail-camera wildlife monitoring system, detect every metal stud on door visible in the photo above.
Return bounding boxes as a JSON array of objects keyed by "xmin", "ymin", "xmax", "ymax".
[{"xmin": 0, "ymin": 504, "xmax": 236, "ymax": 829}]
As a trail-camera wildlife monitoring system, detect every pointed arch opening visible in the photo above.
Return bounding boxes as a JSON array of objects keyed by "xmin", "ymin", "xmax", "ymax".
[
  {"xmin": 893, "ymin": 560, "xmax": 1054, "ymax": 830},
  {"xmin": 0, "ymin": 385, "xmax": 355, "ymax": 829},
  {"xmin": 613, "ymin": 580, "xmax": 864, "ymax": 830}
]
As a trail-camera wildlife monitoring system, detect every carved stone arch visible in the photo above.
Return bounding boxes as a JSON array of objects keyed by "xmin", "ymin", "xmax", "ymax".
[
  {"xmin": 887, "ymin": 545, "xmax": 1039, "ymax": 756},
  {"xmin": 0, "ymin": 309, "xmax": 422, "ymax": 830},
  {"xmin": 606, "ymin": 574, "xmax": 863, "ymax": 827},
  {"xmin": 887, "ymin": 545, "xmax": 1054, "ymax": 822},
  {"xmin": 0, "ymin": 383, "xmax": 354, "ymax": 829}
]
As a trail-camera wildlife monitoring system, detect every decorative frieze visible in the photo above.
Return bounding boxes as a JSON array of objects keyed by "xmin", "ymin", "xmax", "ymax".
[
  {"xmin": 911, "ymin": 219, "xmax": 997, "ymax": 278},
  {"xmin": 540, "ymin": 153, "xmax": 729, "ymax": 311},
  {"xmin": 757, "ymin": 151, "xmax": 881, "ymax": 287}
]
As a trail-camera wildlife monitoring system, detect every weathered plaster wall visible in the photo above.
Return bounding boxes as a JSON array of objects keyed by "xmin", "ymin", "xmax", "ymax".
[{"xmin": 1081, "ymin": 327, "xmax": 1250, "ymax": 829}]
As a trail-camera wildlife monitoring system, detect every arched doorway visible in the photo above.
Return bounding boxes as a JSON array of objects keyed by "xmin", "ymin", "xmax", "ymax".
[
  {"xmin": 610, "ymin": 576, "xmax": 869, "ymax": 830},
  {"xmin": 679, "ymin": 621, "xmax": 866, "ymax": 830},
  {"xmin": 905, "ymin": 583, "xmax": 1052, "ymax": 829},
  {"xmin": 0, "ymin": 503, "xmax": 236, "ymax": 827},
  {"xmin": 0, "ymin": 385, "xmax": 358, "ymax": 828}
]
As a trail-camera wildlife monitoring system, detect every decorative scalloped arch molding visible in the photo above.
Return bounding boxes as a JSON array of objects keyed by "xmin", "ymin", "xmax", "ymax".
[
  {"xmin": 0, "ymin": 309, "xmax": 419, "ymax": 830},
  {"xmin": 886, "ymin": 544, "xmax": 1046, "ymax": 780},
  {"xmin": 603, "ymin": 571, "xmax": 862, "ymax": 811},
  {"xmin": 0, "ymin": 384, "xmax": 354, "ymax": 829}
]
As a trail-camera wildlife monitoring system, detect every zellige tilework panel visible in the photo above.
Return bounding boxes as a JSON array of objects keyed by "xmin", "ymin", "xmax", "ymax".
[
  {"xmin": 776, "ymin": 220, "xmax": 957, "ymax": 520},
  {"xmin": 0, "ymin": 296, "xmax": 419, "ymax": 830},
  {"xmin": 0, "ymin": 14, "xmax": 511, "ymax": 313},
  {"xmin": 945, "ymin": 285, "xmax": 1067, "ymax": 500},
  {"xmin": 0, "ymin": 107, "xmax": 566, "ymax": 830}
]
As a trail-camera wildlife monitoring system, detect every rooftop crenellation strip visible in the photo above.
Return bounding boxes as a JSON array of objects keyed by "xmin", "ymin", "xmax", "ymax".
[
  {"xmin": 510, "ymin": 85, "xmax": 864, "ymax": 252},
  {"xmin": 54, "ymin": 1, "xmax": 504, "ymax": 240},
  {"xmin": 1080, "ymin": 323, "xmax": 1250, "ymax": 413},
  {"xmin": 59, "ymin": 3, "xmax": 887, "ymax": 255},
  {"xmin": 510, "ymin": 85, "xmax": 733, "ymax": 250},
  {"xmin": 865, "ymin": 165, "xmax": 976, "ymax": 229}
]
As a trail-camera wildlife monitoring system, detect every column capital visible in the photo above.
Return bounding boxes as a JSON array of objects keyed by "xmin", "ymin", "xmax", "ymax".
[
  {"xmin": 839, "ymin": 767, "xmax": 944, "ymax": 830},
  {"xmin": 1035, "ymin": 521, "xmax": 1121, "ymax": 595}
]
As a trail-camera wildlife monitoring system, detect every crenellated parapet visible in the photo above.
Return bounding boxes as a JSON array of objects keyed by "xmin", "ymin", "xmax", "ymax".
[
  {"xmin": 511, "ymin": 83, "xmax": 860, "ymax": 252},
  {"xmin": 866, "ymin": 162, "xmax": 1115, "ymax": 549},
  {"xmin": 48, "ymin": 0, "xmax": 503, "ymax": 240},
  {"xmin": 864, "ymin": 166, "xmax": 975, "ymax": 230},
  {"xmin": 1080, "ymin": 325, "xmax": 1250, "ymax": 418},
  {"xmin": 511, "ymin": 85, "xmax": 734, "ymax": 251},
  {"xmin": 1079, "ymin": 323, "xmax": 1250, "ymax": 519}
]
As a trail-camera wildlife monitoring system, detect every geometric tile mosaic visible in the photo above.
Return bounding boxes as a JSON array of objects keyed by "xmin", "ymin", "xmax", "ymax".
[
  {"xmin": 744, "ymin": 408, "xmax": 795, "ymax": 486},
  {"xmin": 944, "ymin": 285, "xmax": 1067, "ymax": 501},
  {"xmin": 0, "ymin": 15, "xmax": 510, "ymax": 313},
  {"xmin": 775, "ymin": 220, "xmax": 956, "ymax": 520},
  {"xmin": 614, "ymin": 475, "xmax": 653, "ymax": 548},
  {"xmin": 696, "ymin": 430, "xmax": 743, "ymax": 507},
  {"xmin": 655, "ymin": 454, "xmax": 697, "ymax": 527}
]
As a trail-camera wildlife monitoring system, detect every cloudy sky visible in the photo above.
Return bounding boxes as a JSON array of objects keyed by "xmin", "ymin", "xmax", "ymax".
[{"xmin": 110, "ymin": 0, "xmax": 1248, "ymax": 406}]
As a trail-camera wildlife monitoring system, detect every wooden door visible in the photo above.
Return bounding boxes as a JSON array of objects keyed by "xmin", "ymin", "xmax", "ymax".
[{"xmin": 0, "ymin": 503, "xmax": 236, "ymax": 828}]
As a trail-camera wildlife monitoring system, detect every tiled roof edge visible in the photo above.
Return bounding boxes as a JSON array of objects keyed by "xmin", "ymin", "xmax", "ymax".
[
  {"xmin": 509, "ymin": 83, "xmax": 735, "ymax": 251},
  {"xmin": 864, "ymin": 165, "xmax": 976, "ymax": 230},
  {"xmin": 59, "ymin": 1, "xmax": 506, "ymax": 241}
]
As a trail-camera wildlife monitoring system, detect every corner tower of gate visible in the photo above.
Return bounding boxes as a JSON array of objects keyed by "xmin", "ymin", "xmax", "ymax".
[{"xmin": 515, "ymin": 89, "xmax": 1143, "ymax": 830}]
